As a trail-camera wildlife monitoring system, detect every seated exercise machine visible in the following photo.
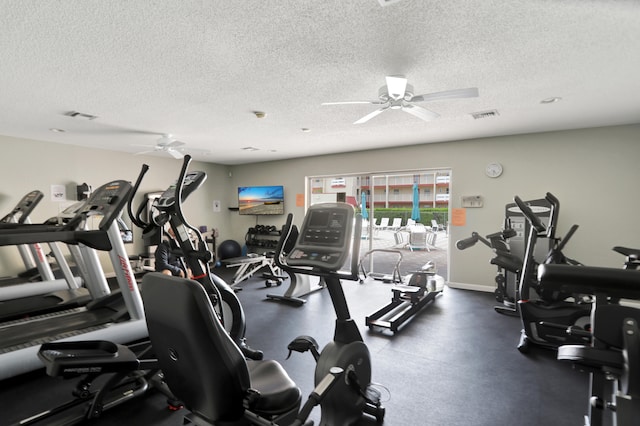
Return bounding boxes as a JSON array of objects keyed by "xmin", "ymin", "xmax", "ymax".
[
  {"xmin": 456, "ymin": 227, "xmax": 520, "ymax": 315},
  {"xmin": 538, "ymin": 263, "xmax": 640, "ymax": 426},
  {"xmin": 362, "ymin": 249, "xmax": 444, "ymax": 333},
  {"xmin": 513, "ymin": 193, "xmax": 594, "ymax": 353},
  {"xmin": 274, "ymin": 203, "xmax": 385, "ymax": 424}
]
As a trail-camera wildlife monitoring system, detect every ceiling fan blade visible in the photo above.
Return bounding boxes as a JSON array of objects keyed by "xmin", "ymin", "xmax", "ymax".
[
  {"xmin": 354, "ymin": 106, "xmax": 389, "ymax": 124},
  {"xmin": 402, "ymin": 104, "xmax": 440, "ymax": 122},
  {"xmin": 134, "ymin": 150, "xmax": 156, "ymax": 156},
  {"xmin": 167, "ymin": 140, "xmax": 186, "ymax": 148},
  {"xmin": 385, "ymin": 75, "xmax": 408, "ymax": 100},
  {"xmin": 322, "ymin": 101, "xmax": 385, "ymax": 106},
  {"xmin": 167, "ymin": 149, "xmax": 185, "ymax": 159},
  {"xmin": 411, "ymin": 87, "xmax": 479, "ymax": 103}
]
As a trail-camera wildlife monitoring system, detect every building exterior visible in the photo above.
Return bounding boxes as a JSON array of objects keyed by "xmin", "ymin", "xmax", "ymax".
[{"xmin": 310, "ymin": 171, "xmax": 451, "ymax": 208}]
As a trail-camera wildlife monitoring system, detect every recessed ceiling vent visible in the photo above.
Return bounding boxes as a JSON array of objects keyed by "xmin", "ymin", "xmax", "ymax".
[
  {"xmin": 377, "ymin": 0, "xmax": 403, "ymax": 6},
  {"xmin": 64, "ymin": 111, "xmax": 98, "ymax": 120},
  {"xmin": 470, "ymin": 109, "xmax": 499, "ymax": 119}
]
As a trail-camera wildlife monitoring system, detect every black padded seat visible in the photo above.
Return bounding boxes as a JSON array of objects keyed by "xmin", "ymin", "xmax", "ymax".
[
  {"xmin": 247, "ymin": 360, "xmax": 301, "ymax": 415},
  {"xmin": 141, "ymin": 273, "xmax": 301, "ymax": 424}
]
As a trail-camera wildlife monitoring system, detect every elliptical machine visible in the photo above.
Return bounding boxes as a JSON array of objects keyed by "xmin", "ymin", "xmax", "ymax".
[
  {"xmin": 274, "ymin": 203, "xmax": 385, "ymax": 425},
  {"xmin": 128, "ymin": 159, "xmax": 261, "ymax": 359}
]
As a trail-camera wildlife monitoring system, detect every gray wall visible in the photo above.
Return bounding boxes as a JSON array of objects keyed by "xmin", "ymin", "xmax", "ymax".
[
  {"xmin": 1, "ymin": 124, "xmax": 638, "ymax": 289},
  {"xmin": 228, "ymin": 124, "xmax": 640, "ymax": 290},
  {"xmin": 0, "ymin": 136, "xmax": 232, "ymax": 275}
]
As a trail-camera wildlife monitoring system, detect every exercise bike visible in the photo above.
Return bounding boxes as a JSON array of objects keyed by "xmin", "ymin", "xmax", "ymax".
[{"xmin": 274, "ymin": 203, "xmax": 385, "ymax": 425}]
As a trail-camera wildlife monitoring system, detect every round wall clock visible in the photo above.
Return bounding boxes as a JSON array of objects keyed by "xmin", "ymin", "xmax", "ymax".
[{"xmin": 485, "ymin": 162, "xmax": 503, "ymax": 178}]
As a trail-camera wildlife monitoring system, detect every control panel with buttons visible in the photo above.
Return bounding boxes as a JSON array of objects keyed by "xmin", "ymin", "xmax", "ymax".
[{"xmin": 286, "ymin": 203, "xmax": 355, "ymax": 271}]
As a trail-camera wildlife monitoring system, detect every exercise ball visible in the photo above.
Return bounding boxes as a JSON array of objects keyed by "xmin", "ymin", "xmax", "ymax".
[{"xmin": 218, "ymin": 239, "xmax": 242, "ymax": 260}]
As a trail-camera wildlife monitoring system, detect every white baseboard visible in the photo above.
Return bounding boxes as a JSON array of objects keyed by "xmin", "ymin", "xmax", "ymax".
[{"xmin": 447, "ymin": 281, "xmax": 494, "ymax": 293}]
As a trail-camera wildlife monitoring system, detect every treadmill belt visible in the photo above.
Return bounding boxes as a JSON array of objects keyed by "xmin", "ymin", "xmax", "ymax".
[
  {"xmin": 0, "ymin": 298, "xmax": 128, "ymax": 354},
  {"xmin": 0, "ymin": 288, "xmax": 92, "ymax": 322}
]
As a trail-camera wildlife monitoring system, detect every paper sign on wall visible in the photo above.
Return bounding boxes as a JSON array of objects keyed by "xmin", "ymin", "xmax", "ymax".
[
  {"xmin": 296, "ymin": 193, "xmax": 305, "ymax": 207},
  {"xmin": 451, "ymin": 208, "xmax": 466, "ymax": 226},
  {"xmin": 50, "ymin": 184, "xmax": 66, "ymax": 201}
]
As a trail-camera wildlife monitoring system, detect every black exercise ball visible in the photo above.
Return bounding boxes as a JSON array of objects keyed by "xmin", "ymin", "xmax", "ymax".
[{"xmin": 218, "ymin": 239, "xmax": 242, "ymax": 260}]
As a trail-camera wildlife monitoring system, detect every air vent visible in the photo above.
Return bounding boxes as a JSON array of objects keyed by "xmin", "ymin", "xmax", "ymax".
[
  {"xmin": 377, "ymin": 0, "xmax": 403, "ymax": 6},
  {"xmin": 470, "ymin": 110, "xmax": 499, "ymax": 119},
  {"xmin": 64, "ymin": 111, "xmax": 98, "ymax": 120}
]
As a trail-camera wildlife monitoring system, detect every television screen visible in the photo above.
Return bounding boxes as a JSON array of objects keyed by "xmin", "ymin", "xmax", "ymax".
[{"xmin": 238, "ymin": 185, "xmax": 284, "ymax": 215}]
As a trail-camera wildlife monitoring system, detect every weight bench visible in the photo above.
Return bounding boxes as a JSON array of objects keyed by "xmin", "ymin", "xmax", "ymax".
[{"xmin": 221, "ymin": 253, "xmax": 283, "ymax": 287}]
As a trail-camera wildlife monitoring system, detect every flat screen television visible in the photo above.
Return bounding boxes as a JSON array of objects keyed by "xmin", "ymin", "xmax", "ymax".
[{"xmin": 238, "ymin": 185, "xmax": 284, "ymax": 215}]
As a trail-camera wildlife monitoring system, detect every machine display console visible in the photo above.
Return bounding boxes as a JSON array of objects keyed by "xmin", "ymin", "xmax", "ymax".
[
  {"xmin": 286, "ymin": 203, "xmax": 355, "ymax": 271},
  {"xmin": 76, "ymin": 180, "xmax": 132, "ymax": 230},
  {"xmin": 155, "ymin": 171, "xmax": 206, "ymax": 210}
]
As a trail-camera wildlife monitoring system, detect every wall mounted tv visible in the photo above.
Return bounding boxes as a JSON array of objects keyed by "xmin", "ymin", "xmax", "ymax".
[{"xmin": 238, "ymin": 185, "xmax": 284, "ymax": 215}]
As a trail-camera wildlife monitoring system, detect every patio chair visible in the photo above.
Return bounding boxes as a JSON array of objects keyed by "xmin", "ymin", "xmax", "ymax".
[
  {"xmin": 389, "ymin": 218, "xmax": 402, "ymax": 231},
  {"xmin": 376, "ymin": 217, "xmax": 390, "ymax": 230},
  {"xmin": 407, "ymin": 223, "xmax": 430, "ymax": 252},
  {"xmin": 431, "ymin": 219, "xmax": 445, "ymax": 232}
]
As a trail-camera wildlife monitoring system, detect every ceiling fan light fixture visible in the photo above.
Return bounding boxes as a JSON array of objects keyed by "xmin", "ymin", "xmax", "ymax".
[{"xmin": 385, "ymin": 75, "xmax": 408, "ymax": 100}]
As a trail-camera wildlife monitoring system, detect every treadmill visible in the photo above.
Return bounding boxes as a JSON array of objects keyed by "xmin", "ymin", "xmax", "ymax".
[
  {"xmin": 0, "ymin": 191, "xmax": 84, "ymax": 299},
  {"xmin": 0, "ymin": 190, "xmax": 56, "ymax": 283},
  {"xmin": 0, "ymin": 179, "xmax": 147, "ymax": 381},
  {"xmin": 0, "ymin": 202, "xmax": 98, "ymax": 321}
]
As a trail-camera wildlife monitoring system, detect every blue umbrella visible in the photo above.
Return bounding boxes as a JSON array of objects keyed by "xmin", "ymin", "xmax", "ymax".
[
  {"xmin": 360, "ymin": 191, "xmax": 369, "ymax": 219},
  {"xmin": 411, "ymin": 183, "xmax": 421, "ymax": 222}
]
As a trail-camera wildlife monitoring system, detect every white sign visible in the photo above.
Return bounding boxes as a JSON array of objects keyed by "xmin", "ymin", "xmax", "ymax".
[{"xmin": 50, "ymin": 184, "xmax": 66, "ymax": 201}]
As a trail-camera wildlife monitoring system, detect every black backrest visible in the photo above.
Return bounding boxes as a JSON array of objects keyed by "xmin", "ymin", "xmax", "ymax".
[{"xmin": 141, "ymin": 273, "xmax": 250, "ymax": 423}]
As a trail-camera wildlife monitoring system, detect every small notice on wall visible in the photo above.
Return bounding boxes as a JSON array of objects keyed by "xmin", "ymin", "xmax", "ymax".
[
  {"xmin": 451, "ymin": 208, "xmax": 466, "ymax": 226},
  {"xmin": 50, "ymin": 184, "xmax": 66, "ymax": 202},
  {"xmin": 296, "ymin": 193, "xmax": 305, "ymax": 207}
]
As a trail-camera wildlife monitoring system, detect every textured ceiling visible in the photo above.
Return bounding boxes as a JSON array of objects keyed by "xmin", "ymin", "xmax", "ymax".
[{"xmin": 0, "ymin": 1, "xmax": 638, "ymax": 165}]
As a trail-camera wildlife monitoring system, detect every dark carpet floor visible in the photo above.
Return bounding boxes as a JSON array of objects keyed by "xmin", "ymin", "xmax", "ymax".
[{"xmin": 0, "ymin": 266, "xmax": 590, "ymax": 426}]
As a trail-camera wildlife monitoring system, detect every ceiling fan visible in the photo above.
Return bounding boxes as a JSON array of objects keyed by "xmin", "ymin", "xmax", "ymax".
[
  {"xmin": 322, "ymin": 75, "xmax": 479, "ymax": 124},
  {"xmin": 134, "ymin": 134, "xmax": 186, "ymax": 159}
]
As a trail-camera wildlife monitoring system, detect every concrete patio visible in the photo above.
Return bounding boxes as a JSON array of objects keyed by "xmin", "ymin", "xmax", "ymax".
[{"xmin": 356, "ymin": 226, "xmax": 449, "ymax": 281}]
